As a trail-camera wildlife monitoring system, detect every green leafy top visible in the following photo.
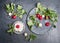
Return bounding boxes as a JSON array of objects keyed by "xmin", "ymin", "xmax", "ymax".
[
  {"xmin": 6, "ymin": 3, "xmax": 15, "ymax": 13},
  {"xmin": 29, "ymin": 34, "xmax": 37, "ymax": 40},
  {"xmin": 36, "ymin": 3, "xmax": 58, "ymax": 20},
  {"xmin": 7, "ymin": 24, "xmax": 14, "ymax": 35},
  {"xmin": 6, "ymin": 3, "xmax": 26, "ymax": 18}
]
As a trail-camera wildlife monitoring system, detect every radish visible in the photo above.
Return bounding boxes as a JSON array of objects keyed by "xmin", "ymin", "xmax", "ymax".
[
  {"xmin": 16, "ymin": 25, "xmax": 20, "ymax": 29},
  {"xmin": 12, "ymin": 15, "xmax": 16, "ymax": 19},
  {"xmin": 36, "ymin": 14, "xmax": 42, "ymax": 20},
  {"xmin": 45, "ymin": 22, "xmax": 50, "ymax": 26}
]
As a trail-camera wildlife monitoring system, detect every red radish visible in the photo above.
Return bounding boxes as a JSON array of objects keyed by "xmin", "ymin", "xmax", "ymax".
[
  {"xmin": 16, "ymin": 25, "xmax": 20, "ymax": 28},
  {"xmin": 36, "ymin": 14, "xmax": 40, "ymax": 18},
  {"xmin": 45, "ymin": 22, "xmax": 50, "ymax": 26},
  {"xmin": 12, "ymin": 15, "xmax": 16, "ymax": 19},
  {"xmin": 36, "ymin": 14, "xmax": 42, "ymax": 20},
  {"xmin": 39, "ymin": 15, "xmax": 42, "ymax": 20}
]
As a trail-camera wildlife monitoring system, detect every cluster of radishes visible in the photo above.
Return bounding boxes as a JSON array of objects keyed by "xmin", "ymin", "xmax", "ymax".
[{"xmin": 36, "ymin": 13, "xmax": 50, "ymax": 27}]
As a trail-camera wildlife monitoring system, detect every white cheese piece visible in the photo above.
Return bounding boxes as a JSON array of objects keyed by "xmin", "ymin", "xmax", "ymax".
[
  {"xmin": 42, "ymin": 15, "xmax": 45, "ymax": 18},
  {"xmin": 9, "ymin": 13, "xmax": 12, "ymax": 16},
  {"xmin": 39, "ymin": 23, "xmax": 42, "ymax": 27},
  {"xmin": 24, "ymin": 33, "xmax": 28, "ymax": 37}
]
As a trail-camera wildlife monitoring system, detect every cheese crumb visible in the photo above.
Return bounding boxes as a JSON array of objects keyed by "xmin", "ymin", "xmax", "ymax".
[
  {"xmin": 39, "ymin": 23, "xmax": 42, "ymax": 27},
  {"xmin": 42, "ymin": 15, "xmax": 45, "ymax": 18},
  {"xmin": 24, "ymin": 33, "xmax": 28, "ymax": 37},
  {"xmin": 9, "ymin": 13, "xmax": 12, "ymax": 16}
]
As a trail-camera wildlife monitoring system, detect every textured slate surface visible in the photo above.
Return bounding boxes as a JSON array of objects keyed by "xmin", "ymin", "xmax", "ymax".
[{"xmin": 0, "ymin": 0, "xmax": 60, "ymax": 43}]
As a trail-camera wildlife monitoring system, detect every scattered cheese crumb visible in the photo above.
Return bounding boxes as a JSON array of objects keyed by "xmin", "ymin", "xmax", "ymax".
[
  {"xmin": 42, "ymin": 15, "xmax": 45, "ymax": 18},
  {"xmin": 9, "ymin": 13, "xmax": 12, "ymax": 16},
  {"xmin": 24, "ymin": 33, "xmax": 28, "ymax": 37},
  {"xmin": 39, "ymin": 23, "xmax": 42, "ymax": 27}
]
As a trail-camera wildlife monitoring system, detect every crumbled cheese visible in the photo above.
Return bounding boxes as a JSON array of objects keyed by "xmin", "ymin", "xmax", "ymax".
[
  {"xmin": 24, "ymin": 33, "xmax": 28, "ymax": 36},
  {"xmin": 9, "ymin": 13, "xmax": 12, "ymax": 16},
  {"xmin": 39, "ymin": 23, "xmax": 42, "ymax": 27},
  {"xmin": 42, "ymin": 15, "xmax": 45, "ymax": 18}
]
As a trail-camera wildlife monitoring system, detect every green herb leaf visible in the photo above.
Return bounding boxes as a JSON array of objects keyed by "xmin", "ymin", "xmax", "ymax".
[
  {"xmin": 27, "ymin": 20, "xmax": 34, "ymax": 26},
  {"xmin": 21, "ymin": 9, "xmax": 26, "ymax": 14},
  {"xmin": 11, "ymin": 3, "xmax": 15, "ymax": 11},
  {"xmin": 35, "ymin": 8, "xmax": 40, "ymax": 14},
  {"xmin": 53, "ymin": 25, "xmax": 56, "ymax": 28},
  {"xmin": 17, "ymin": 5, "xmax": 22, "ymax": 10},
  {"xmin": 7, "ymin": 24, "xmax": 14, "ymax": 34},
  {"xmin": 19, "ymin": 15, "xmax": 23, "ymax": 18},
  {"xmin": 29, "ymin": 34, "xmax": 37, "ymax": 41},
  {"xmin": 6, "ymin": 3, "xmax": 15, "ymax": 13},
  {"xmin": 29, "ymin": 16, "xmax": 35, "ymax": 21},
  {"xmin": 6, "ymin": 4, "xmax": 10, "ymax": 10},
  {"xmin": 6, "ymin": 4, "xmax": 11, "ymax": 12},
  {"xmin": 7, "ymin": 29, "xmax": 13, "ymax": 33},
  {"xmin": 29, "ymin": 26, "xmax": 32, "ymax": 30}
]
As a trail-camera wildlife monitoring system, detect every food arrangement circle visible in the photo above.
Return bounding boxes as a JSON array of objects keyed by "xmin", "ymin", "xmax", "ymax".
[{"xmin": 27, "ymin": 8, "xmax": 52, "ymax": 34}]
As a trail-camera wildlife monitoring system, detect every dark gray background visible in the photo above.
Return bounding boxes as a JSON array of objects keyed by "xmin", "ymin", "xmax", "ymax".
[{"xmin": 0, "ymin": 0, "xmax": 60, "ymax": 43}]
